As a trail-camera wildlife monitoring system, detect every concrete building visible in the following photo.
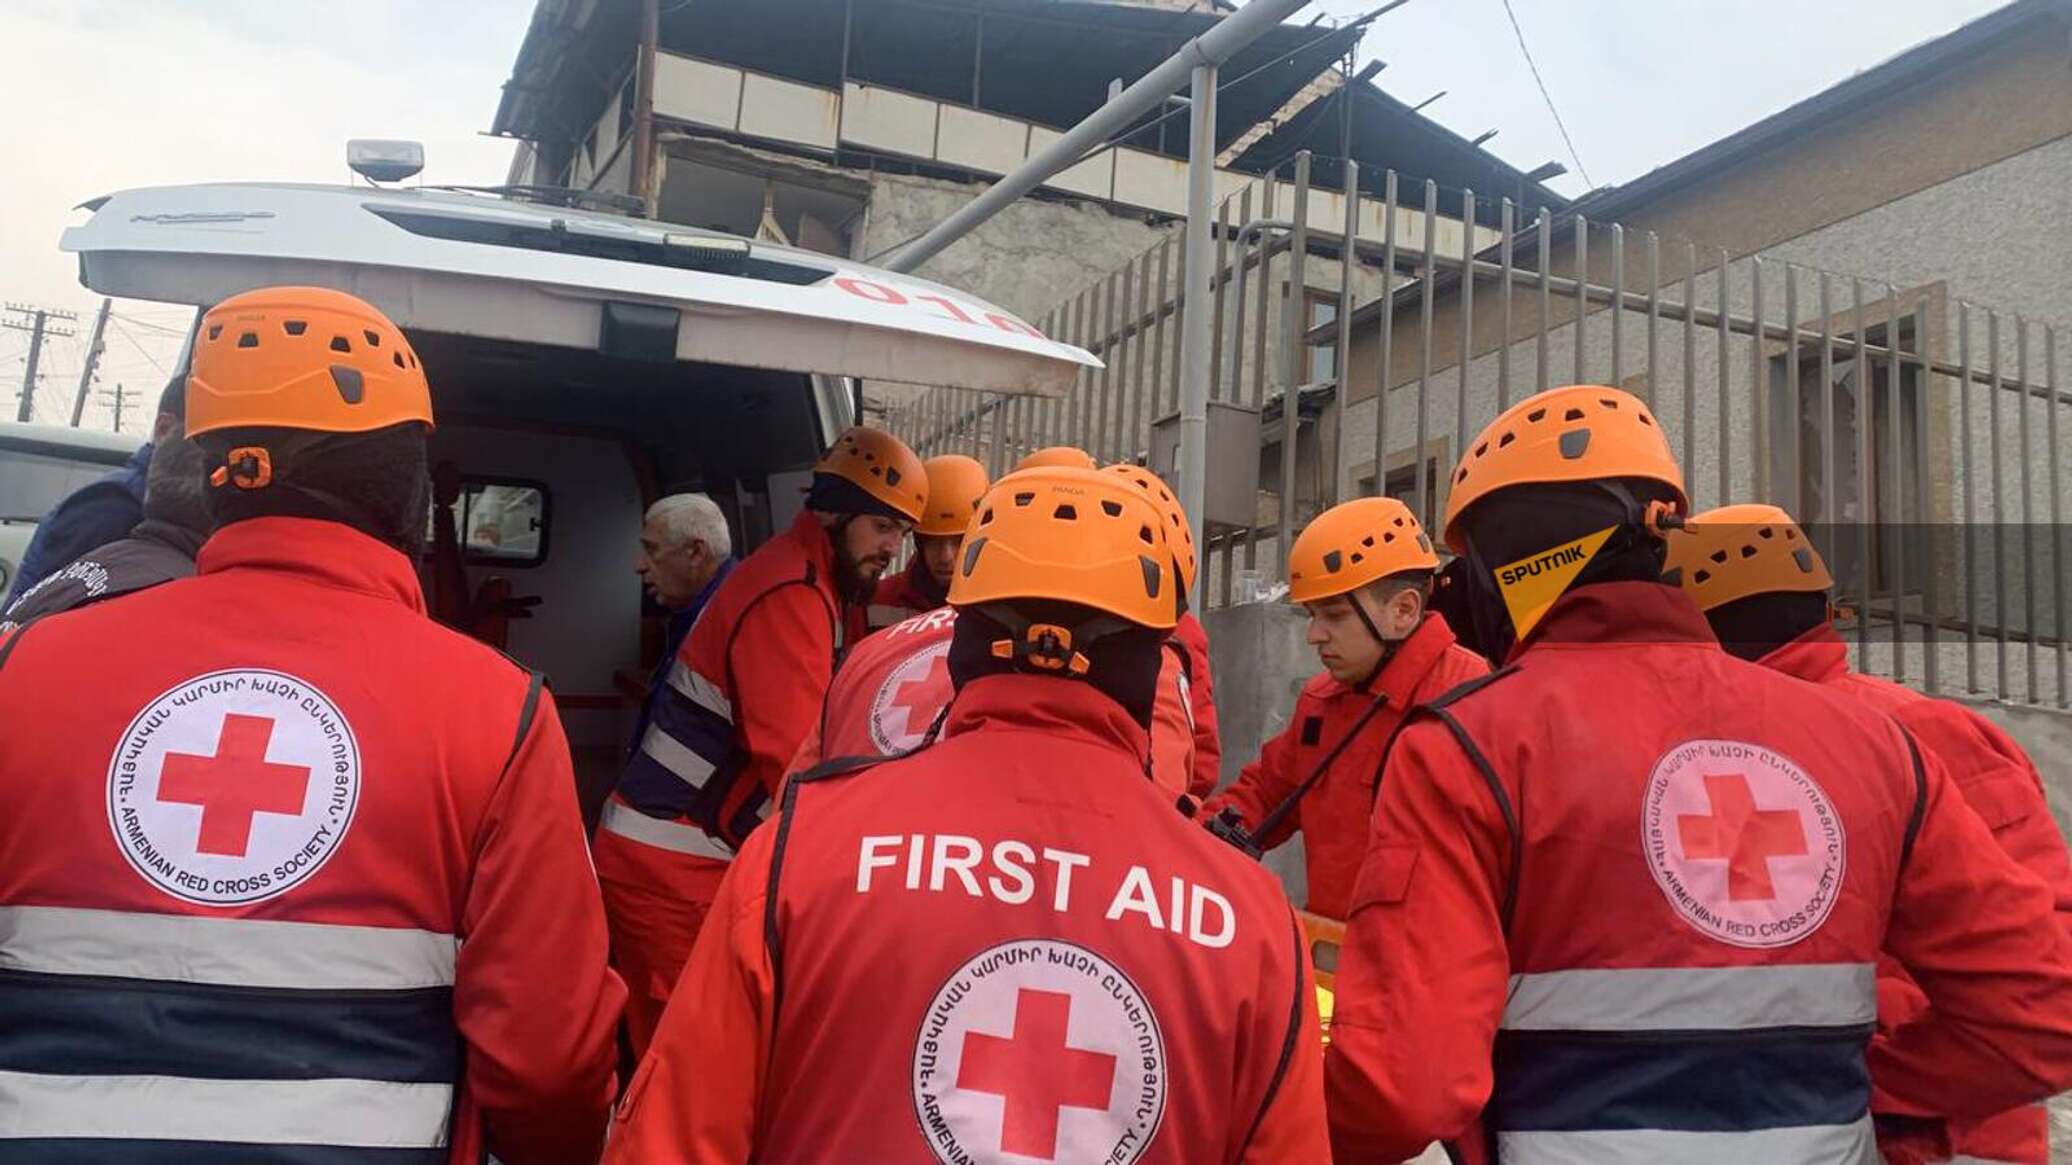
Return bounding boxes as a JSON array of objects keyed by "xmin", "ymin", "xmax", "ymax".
[{"xmin": 488, "ymin": 0, "xmax": 1565, "ymax": 418}]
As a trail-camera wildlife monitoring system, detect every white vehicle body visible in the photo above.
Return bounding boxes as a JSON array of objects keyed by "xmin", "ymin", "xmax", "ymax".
[{"xmin": 61, "ymin": 180, "xmax": 1092, "ymax": 814}]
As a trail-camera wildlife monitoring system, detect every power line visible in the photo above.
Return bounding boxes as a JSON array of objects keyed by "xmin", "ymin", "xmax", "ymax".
[
  {"xmin": 110, "ymin": 320, "xmax": 172, "ymax": 379},
  {"xmin": 1497, "ymin": 0, "xmax": 1592, "ymax": 189}
]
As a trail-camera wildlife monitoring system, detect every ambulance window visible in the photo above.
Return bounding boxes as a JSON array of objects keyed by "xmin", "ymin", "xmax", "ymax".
[{"xmin": 436, "ymin": 479, "xmax": 550, "ymax": 567}]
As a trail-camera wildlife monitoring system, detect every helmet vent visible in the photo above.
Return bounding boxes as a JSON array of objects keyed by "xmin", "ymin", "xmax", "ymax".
[
  {"xmin": 1383, "ymin": 531, "xmax": 1396, "ymax": 543},
  {"xmin": 1101, "ymin": 500, "xmax": 1124, "ymax": 517},
  {"xmin": 1526, "ymin": 407, "xmax": 1547, "ymax": 423},
  {"xmin": 1322, "ymin": 550, "xmax": 1343, "ymax": 573},
  {"xmin": 392, "ymin": 352, "xmax": 406, "ymax": 369},
  {"xmin": 1793, "ymin": 548, "xmax": 1817, "ymax": 573},
  {"xmin": 1710, "ymin": 550, "xmax": 1729, "ymax": 564},
  {"xmin": 1558, "ymin": 428, "xmax": 1591, "ymax": 459},
  {"xmin": 1740, "ymin": 544, "xmax": 1758, "ymax": 559},
  {"xmin": 1139, "ymin": 556, "xmax": 1162, "ymax": 599},
  {"xmin": 1053, "ymin": 504, "xmax": 1077, "ymax": 520},
  {"xmin": 1137, "ymin": 524, "xmax": 1154, "ymax": 545},
  {"xmin": 329, "ymin": 335, "xmax": 351, "ymax": 353},
  {"xmin": 1350, "ymin": 551, "xmax": 1365, "ymax": 564},
  {"xmin": 1757, "ymin": 526, "xmax": 1775, "ymax": 539},
  {"xmin": 207, "ymin": 324, "xmax": 224, "ymax": 341},
  {"xmin": 283, "ymin": 321, "xmax": 308, "ymax": 336},
  {"xmin": 1638, "ymin": 412, "xmax": 1656, "ymax": 426},
  {"xmin": 1498, "ymin": 431, "xmax": 1517, "ymax": 448},
  {"xmin": 1361, "ymin": 535, "xmax": 1375, "ymax": 547},
  {"xmin": 961, "ymin": 537, "xmax": 987, "ymax": 575},
  {"xmin": 1600, "ymin": 398, "xmax": 1619, "ymax": 409},
  {"xmin": 329, "ymin": 365, "xmax": 365, "ymax": 405},
  {"xmin": 883, "ymin": 466, "xmax": 902, "ymax": 487},
  {"xmin": 363, "ymin": 330, "xmax": 381, "ymax": 347},
  {"xmin": 1564, "ymin": 407, "xmax": 1586, "ymax": 422},
  {"xmin": 236, "ymin": 332, "xmax": 259, "ymax": 349},
  {"xmin": 1013, "ymin": 492, "xmax": 1035, "ymax": 507},
  {"xmin": 1693, "ymin": 568, "xmax": 1712, "ymax": 584},
  {"xmin": 979, "ymin": 507, "xmax": 995, "ymax": 526}
]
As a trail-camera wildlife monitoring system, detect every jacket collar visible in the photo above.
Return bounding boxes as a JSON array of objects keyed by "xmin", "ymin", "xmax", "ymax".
[
  {"xmin": 1756, "ymin": 622, "xmax": 1851, "ymax": 685},
  {"xmin": 1310, "ymin": 611, "xmax": 1463, "ymax": 705},
  {"xmin": 789, "ymin": 509, "xmax": 842, "ymax": 593},
  {"xmin": 943, "ymin": 672, "xmax": 1151, "ymax": 761},
  {"xmin": 1510, "ymin": 580, "xmax": 1718, "ymax": 662},
  {"xmin": 133, "ymin": 518, "xmax": 208, "ymax": 563},
  {"xmin": 196, "ymin": 517, "xmax": 426, "ymax": 613}
]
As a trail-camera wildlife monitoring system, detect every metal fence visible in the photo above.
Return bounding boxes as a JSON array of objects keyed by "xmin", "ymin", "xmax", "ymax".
[{"xmin": 884, "ymin": 151, "xmax": 2072, "ymax": 708}]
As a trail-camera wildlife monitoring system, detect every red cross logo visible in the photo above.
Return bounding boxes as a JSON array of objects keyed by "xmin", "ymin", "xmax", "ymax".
[
  {"xmin": 886, "ymin": 648, "xmax": 952, "ymax": 740},
  {"xmin": 158, "ymin": 713, "xmax": 313, "ymax": 858},
  {"xmin": 956, "ymin": 987, "xmax": 1118, "ymax": 1160},
  {"xmin": 1677, "ymin": 773, "xmax": 1809, "ymax": 901}
]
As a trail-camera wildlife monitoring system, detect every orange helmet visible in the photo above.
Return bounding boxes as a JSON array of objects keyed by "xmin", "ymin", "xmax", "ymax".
[
  {"xmin": 185, "ymin": 286, "xmax": 433, "ymax": 438},
  {"xmin": 951, "ymin": 467, "xmax": 1178, "ymax": 632},
  {"xmin": 917, "ymin": 455, "xmax": 989, "ymax": 537},
  {"xmin": 1014, "ymin": 445, "xmax": 1097, "ymax": 473},
  {"xmin": 1663, "ymin": 503, "xmax": 1834, "ymax": 612},
  {"xmin": 1442, "ymin": 385, "xmax": 1686, "ymax": 552},
  {"xmin": 1103, "ymin": 462, "xmax": 1197, "ymax": 592},
  {"xmin": 814, "ymin": 427, "xmax": 928, "ymax": 524},
  {"xmin": 1287, "ymin": 496, "xmax": 1439, "ymax": 605}
]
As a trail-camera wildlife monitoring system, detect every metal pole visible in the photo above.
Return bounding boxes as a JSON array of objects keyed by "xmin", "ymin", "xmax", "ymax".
[
  {"xmin": 1276, "ymin": 152, "xmax": 1312, "ymax": 580},
  {"xmin": 2049, "ymin": 325, "xmax": 2067, "ymax": 707},
  {"xmin": 1682, "ymin": 243, "xmax": 1697, "ymax": 478},
  {"xmin": 1609, "ymin": 224, "xmax": 1624, "ymax": 387},
  {"xmin": 1536, "ymin": 210, "xmax": 1552, "ymax": 393},
  {"xmin": 16, "ymin": 311, "xmax": 49, "ymax": 424},
  {"xmin": 1332, "ymin": 159, "xmax": 1360, "ymax": 505},
  {"xmin": 887, "ymin": 0, "xmax": 1312, "ymax": 273},
  {"xmin": 1781, "ymin": 264, "xmax": 1798, "ymax": 517},
  {"xmin": 2018, "ymin": 315, "xmax": 2035, "ymax": 699},
  {"xmin": 1373, "ymin": 169, "xmax": 1398, "ymax": 496},
  {"xmin": 1416, "ymin": 178, "xmax": 1436, "ymax": 526},
  {"xmin": 1572, "ymin": 215, "xmax": 1588, "ymax": 386},
  {"xmin": 630, "ymin": 0, "xmax": 661, "ymax": 218},
  {"xmin": 1455, "ymin": 186, "xmax": 1475, "ymax": 481},
  {"xmin": 70, "ymin": 299, "xmax": 112, "ymax": 427},
  {"xmin": 1498, "ymin": 199, "xmax": 1514, "ymax": 407},
  {"xmin": 1960, "ymin": 303, "xmax": 1978, "ymax": 693},
  {"xmin": 1176, "ymin": 61, "xmax": 1220, "ymax": 607},
  {"xmin": 1644, "ymin": 232, "xmax": 1660, "ymax": 406}
]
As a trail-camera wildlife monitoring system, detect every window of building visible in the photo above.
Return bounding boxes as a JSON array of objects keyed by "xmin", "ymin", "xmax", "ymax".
[{"xmin": 1305, "ymin": 290, "xmax": 1339, "ymax": 385}]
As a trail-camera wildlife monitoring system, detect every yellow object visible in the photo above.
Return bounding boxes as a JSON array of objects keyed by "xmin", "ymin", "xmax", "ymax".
[
  {"xmin": 1103, "ymin": 463, "xmax": 1198, "ymax": 592},
  {"xmin": 1014, "ymin": 445, "xmax": 1097, "ymax": 472},
  {"xmin": 917, "ymin": 455, "xmax": 989, "ymax": 536},
  {"xmin": 1443, "ymin": 385, "xmax": 1686, "ymax": 552},
  {"xmin": 950, "ymin": 467, "xmax": 1179, "ymax": 630},
  {"xmin": 1286, "ymin": 496, "xmax": 1439, "ymax": 605},
  {"xmin": 815, "ymin": 427, "xmax": 929, "ymax": 524},
  {"xmin": 1493, "ymin": 525, "xmax": 1617, "ymax": 641},
  {"xmin": 1663, "ymin": 503, "xmax": 1834, "ymax": 611}
]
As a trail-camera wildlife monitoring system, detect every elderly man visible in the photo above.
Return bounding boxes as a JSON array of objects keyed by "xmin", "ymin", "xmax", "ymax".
[{"xmin": 630, "ymin": 492, "xmax": 735, "ymax": 749}]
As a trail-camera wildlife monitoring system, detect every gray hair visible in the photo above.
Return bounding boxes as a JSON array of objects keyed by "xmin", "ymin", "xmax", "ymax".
[{"xmin": 646, "ymin": 492, "xmax": 732, "ymax": 559}]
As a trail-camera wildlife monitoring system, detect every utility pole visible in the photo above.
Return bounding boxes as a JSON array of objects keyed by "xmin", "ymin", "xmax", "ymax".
[
  {"xmin": 3, "ymin": 303, "xmax": 80, "ymax": 423},
  {"xmin": 104, "ymin": 381, "xmax": 131, "ymax": 434},
  {"xmin": 70, "ymin": 298, "xmax": 113, "ymax": 427}
]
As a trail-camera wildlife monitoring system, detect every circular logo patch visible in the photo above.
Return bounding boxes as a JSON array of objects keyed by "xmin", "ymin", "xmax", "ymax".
[
  {"xmin": 106, "ymin": 669, "xmax": 360, "ymax": 906},
  {"xmin": 913, "ymin": 939, "xmax": 1165, "ymax": 1164},
  {"xmin": 869, "ymin": 638, "xmax": 953, "ymax": 754},
  {"xmin": 1641, "ymin": 739, "xmax": 1844, "ymax": 949}
]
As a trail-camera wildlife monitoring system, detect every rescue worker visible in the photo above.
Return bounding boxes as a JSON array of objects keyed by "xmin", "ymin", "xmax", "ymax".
[
  {"xmin": 606, "ymin": 465, "xmax": 1328, "ymax": 1163},
  {"xmin": 1105, "ymin": 461, "xmax": 1223, "ymax": 799},
  {"xmin": 0, "ymin": 287, "xmax": 624, "ymax": 1163},
  {"xmin": 1014, "ymin": 444, "xmax": 1098, "ymax": 472},
  {"xmin": 867, "ymin": 453, "xmax": 986, "ymax": 629},
  {"xmin": 1666, "ymin": 502, "xmax": 2072, "ymax": 1165},
  {"xmin": 1, "ymin": 378, "xmax": 211, "ymax": 630},
  {"xmin": 1201, "ymin": 495, "xmax": 1488, "ymax": 920},
  {"xmin": 4, "ymin": 378, "xmax": 181, "ymax": 607},
  {"xmin": 593, "ymin": 425, "xmax": 925, "ymax": 1058},
  {"xmin": 1324, "ymin": 384, "xmax": 2072, "ymax": 1164}
]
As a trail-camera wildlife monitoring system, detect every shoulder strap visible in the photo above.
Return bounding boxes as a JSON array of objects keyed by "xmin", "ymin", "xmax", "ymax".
[
  {"xmin": 497, "ymin": 668, "xmax": 547, "ymax": 778},
  {"xmin": 1238, "ymin": 908, "xmax": 1310, "ymax": 1153},
  {"xmin": 1163, "ymin": 638, "xmax": 1193, "ymax": 684},
  {"xmin": 1423, "ymin": 664, "xmax": 1519, "ymax": 713},
  {"xmin": 1415, "ymin": 703, "xmax": 1524, "ymax": 933},
  {"xmin": 1250, "ymin": 694, "xmax": 1392, "ymax": 844}
]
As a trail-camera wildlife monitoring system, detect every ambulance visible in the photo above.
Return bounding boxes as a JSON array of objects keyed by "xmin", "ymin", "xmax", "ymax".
[{"xmin": 59, "ymin": 163, "xmax": 1091, "ymax": 813}]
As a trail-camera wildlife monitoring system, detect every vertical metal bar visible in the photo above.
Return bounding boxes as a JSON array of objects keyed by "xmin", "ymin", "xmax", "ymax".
[
  {"xmin": 1276, "ymin": 152, "xmax": 1312, "ymax": 580},
  {"xmin": 1131, "ymin": 250, "xmax": 1153, "ymax": 461},
  {"xmin": 1333, "ymin": 159, "xmax": 1361, "ymax": 506},
  {"xmin": 1169, "ymin": 231, "xmax": 1187, "ymax": 421},
  {"xmin": 1102, "ymin": 269, "xmax": 1124, "ymax": 462},
  {"xmin": 1455, "ymin": 185, "xmax": 1475, "ymax": 495},
  {"xmin": 1415, "ymin": 178, "xmax": 1437, "ymax": 527},
  {"xmin": 1715, "ymin": 251, "xmax": 1732, "ymax": 509},
  {"xmin": 1536, "ymin": 209, "xmax": 1552, "ymax": 394},
  {"xmin": 1918, "ymin": 299, "xmax": 1939, "ymax": 696},
  {"xmin": 1818, "ymin": 274, "xmax": 1836, "ymax": 576},
  {"xmin": 1244, "ymin": 182, "xmax": 1277, "ymax": 579},
  {"xmin": 1960, "ymin": 304, "xmax": 1978, "ymax": 693},
  {"xmin": 1212, "ymin": 198, "xmax": 1232, "ymax": 404},
  {"xmin": 1152, "ymin": 240, "xmax": 1173, "ymax": 424},
  {"xmin": 1991, "ymin": 310, "xmax": 2008, "ymax": 699},
  {"xmin": 1062, "ymin": 293, "xmax": 1083, "ymax": 449},
  {"xmin": 1781, "ymin": 264, "xmax": 1799, "ymax": 519},
  {"xmin": 1886, "ymin": 286, "xmax": 1907, "ymax": 685},
  {"xmin": 1854, "ymin": 278, "xmax": 1871, "ymax": 665},
  {"xmin": 1610, "ymin": 224, "xmax": 1625, "ymax": 387},
  {"xmin": 2049, "ymin": 326, "xmax": 2067, "ymax": 707},
  {"xmin": 1644, "ymin": 232, "xmax": 1659, "ymax": 405},
  {"xmin": 2018, "ymin": 315, "xmax": 2036, "ymax": 700},
  {"xmin": 1374, "ymin": 170, "xmax": 1398, "ymax": 496},
  {"xmin": 1683, "ymin": 243, "xmax": 1697, "ymax": 478},
  {"xmin": 1225, "ymin": 188, "xmax": 1253, "ymax": 414},
  {"xmin": 1572, "ymin": 215, "xmax": 1589, "ymax": 386},
  {"xmin": 1747, "ymin": 257, "xmax": 1765, "ymax": 504},
  {"xmin": 1498, "ymin": 199, "xmax": 1514, "ymax": 408},
  {"xmin": 1176, "ymin": 58, "xmax": 1218, "ymax": 607}
]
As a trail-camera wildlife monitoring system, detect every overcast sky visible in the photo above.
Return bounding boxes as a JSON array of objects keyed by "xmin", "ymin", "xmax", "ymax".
[{"xmin": 0, "ymin": 0, "xmax": 2006, "ymax": 433}]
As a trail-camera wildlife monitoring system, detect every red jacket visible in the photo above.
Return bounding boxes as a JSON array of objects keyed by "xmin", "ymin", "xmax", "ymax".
[
  {"xmin": 867, "ymin": 555, "xmax": 948, "ymax": 631},
  {"xmin": 797, "ymin": 605, "xmax": 958, "ymax": 769},
  {"xmin": 1324, "ymin": 582, "xmax": 2072, "ymax": 1165},
  {"xmin": 1171, "ymin": 612, "xmax": 1223, "ymax": 796},
  {"xmin": 0, "ymin": 517, "xmax": 623, "ymax": 1165},
  {"xmin": 1762, "ymin": 623, "xmax": 2072, "ymax": 1165},
  {"xmin": 606, "ymin": 674, "xmax": 1329, "ymax": 1164},
  {"xmin": 1204, "ymin": 613, "xmax": 1488, "ymax": 919}
]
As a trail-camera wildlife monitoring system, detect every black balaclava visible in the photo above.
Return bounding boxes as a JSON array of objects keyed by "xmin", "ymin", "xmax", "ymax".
[
  {"xmin": 1703, "ymin": 590, "xmax": 1830, "ymax": 662},
  {"xmin": 1455, "ymin": 477, "xmax": 1679, "ymax": 661},
  {"xmin": 200, "ymin": 423, "xmax": 431, "ymax": 559},
  {"xmin": 141, "ymin": 430, "xmax": 213, "ymax": 540},
  {"xmin": 947, "ymin": 600, "xmax": 1164, "ymax": 729}
]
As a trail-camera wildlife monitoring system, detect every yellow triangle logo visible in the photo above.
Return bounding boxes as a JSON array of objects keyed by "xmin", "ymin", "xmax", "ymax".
[{"xmin": 1493, "ymin": 525, "xmax": 1617, "ymax": 640}]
